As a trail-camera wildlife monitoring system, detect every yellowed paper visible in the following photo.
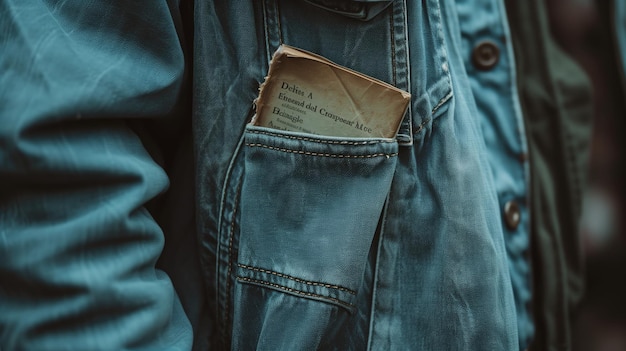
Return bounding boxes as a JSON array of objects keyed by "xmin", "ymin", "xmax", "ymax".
[{"xmin": 253, "ymin": 45, "xmax": 411, "ymax": 138}]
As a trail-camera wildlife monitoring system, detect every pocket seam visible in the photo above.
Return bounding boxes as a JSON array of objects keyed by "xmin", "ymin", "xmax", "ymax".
[
  {"xmin": 247, "ymin": 129, "xmax": 395, "ymax": 145},
  {"xmin": 237, "ymin": 263, "xmax": 356, "ymax": 295},
  {"xmin": 245, "ymin": 142, "xmax": 398, "ymax": 159},
  {"xmin": 236, "ymin": 276, "xmax": 356, "ymax": 310}
]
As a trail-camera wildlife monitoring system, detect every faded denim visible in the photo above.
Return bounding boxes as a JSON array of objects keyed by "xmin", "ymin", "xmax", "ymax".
[
  {"xmin": 197, "ymin": 1, "xmax": 520, "ymax": 350},
  {"xmin": 1, "ymin": 0, "xmax": 536, "ymax": 350},
  {"xmin": 455, "ymin": 0, "xmax": 533, "ymax": 348}
]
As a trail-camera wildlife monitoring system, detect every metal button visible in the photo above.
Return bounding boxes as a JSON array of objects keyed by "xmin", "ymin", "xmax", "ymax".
[
  {"xmin": 472, "ymin": 40, "xmax": 500, "ymax": 70},
  {"xmin": 504, "ymin": 200, "xmax": 521, "ymax": 230}
]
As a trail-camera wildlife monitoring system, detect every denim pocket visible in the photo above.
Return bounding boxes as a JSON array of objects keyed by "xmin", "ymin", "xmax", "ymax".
[
  {"xmin": 234, "ymin": 125, "xmax": 397, "ymax": 313},
  {"xmin": 262, "ymin": 0, "xmax": 452, "ymax": 147}
]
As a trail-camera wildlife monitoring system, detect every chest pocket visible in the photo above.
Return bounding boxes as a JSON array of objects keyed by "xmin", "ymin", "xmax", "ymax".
[
  {"xmin": 263, "ymin": 0, "xmax": 452, "ymax": 145},
  {"xmin": 216, "ymin": 1, "xmax": 452, "ymax": 349}
]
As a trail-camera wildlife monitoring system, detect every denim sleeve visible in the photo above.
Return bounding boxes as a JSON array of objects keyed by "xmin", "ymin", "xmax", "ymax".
[{"xmin": 0, "ymin": 1, "xmax": 192, "ymax": 350}]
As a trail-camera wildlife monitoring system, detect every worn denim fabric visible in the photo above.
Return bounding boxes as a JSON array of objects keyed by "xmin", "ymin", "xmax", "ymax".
[
  {"xmin": 195, "ymin": 1, "xmax": 520, "ymax": 350},
  {"xmin": 232, "ymin": 126, "xmax": 398, "ymax": 350},
  {"xmin": 0, "ymin": 1, "xmax": 193, "ymax": 350},
  {"xmin": 455, "ymin": 0, "xmax": 533, "ymax": 348},
  {"xmin": 1, "ymin": 0, "xmax": 540, "ymax": 350}
]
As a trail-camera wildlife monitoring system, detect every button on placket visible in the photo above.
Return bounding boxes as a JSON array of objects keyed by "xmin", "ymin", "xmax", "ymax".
[
  {"xmin": 503, "ymin": 200, "xmax": 521, "ymax": 230},
  {"xmin": 472, "ymin": 40, "xmax": 500, "ymax": 70}
]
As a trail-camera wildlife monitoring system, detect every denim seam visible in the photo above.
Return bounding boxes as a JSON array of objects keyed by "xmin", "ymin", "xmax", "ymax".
[
  {"xmin": 224, "ymin": 180, "xmax": 243, "ymax": 338},
  {"xmin": 245, "ymin": 143, "xmax": 398, "ymax": 158},
  {"xmin": 400, "ymin": 0, "xmax": 414, "ymax": 143},
  {"xmin": 238, "ymin": 263, "xmax": 356, "ymax": 294},
  {"xmin": 237, "ymin": 276, "xmax": 355, "ymax": 309},
  {"xmin": 389, "ymin": 7, "xmax": 397, "ymax": 86},
  {"xmin": 215, "ymin": 129, "xmax": 246, "ymax": 346},
  {"xmin": 263, "ymin": 0, "xmax": 282, "ymax": 61},
  {"xmin": 262, "ymin": 0, "xmax": 271, "ymax": 64},
  {"xmin": 247, "ymin": 129, "xmax": 394, "ymax": 145},
  {"xmin": 276, "ymin": 0, "xmax": 283, "ymax": 44},
  {"xmin": 432, "ymin": 0, "xmax": 451, "ymax": 90},
  {"xmin": 394, "ymin": 0, "xmax": 414, "ymax": 145},
  {"xmin": 367, "ymin": 193, "xmax": 392, "ymax": 351},
  {"xmin": 431, "ymin": 90, "xmax": 453, "ymax": 114},
  {"xmin": 414, "ymin": 117, "xmax": 431, "ymax": 135}
]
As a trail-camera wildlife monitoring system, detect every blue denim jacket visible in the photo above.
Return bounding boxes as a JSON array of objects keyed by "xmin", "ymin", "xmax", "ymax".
[{"xmin": 1, "ymin": 0, "xmax": 540, "ymax": 350}]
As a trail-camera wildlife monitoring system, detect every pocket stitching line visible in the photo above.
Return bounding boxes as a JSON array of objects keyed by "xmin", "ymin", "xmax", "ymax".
[
  {"xmin": 238, "ymin": 263, "xmax": 356, "ymax": 295},
  {"xmin": 431, "ymin": 91, "xmax": 453, "ymax": 114},
  {"xmin": 245, "ymin": 143, "xmax": 398, "ymax": 158},
  {"xmin": 247, "ymin": 129, "xmax": 395, "ymax": 145},
  {"xmin": 237, "ymin": 276, "xmax": 355, "ymax": 309},
  {"xmin": 415, "ymin": 117, "xmax": 431, "ymax": 135}
]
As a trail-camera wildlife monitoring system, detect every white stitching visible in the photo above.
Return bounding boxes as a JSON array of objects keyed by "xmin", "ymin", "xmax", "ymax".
[
  {"xmin": 247, "ymin": 129, "xmax": 394, "ymax": 145},
  {"xmin": 245, "ymin": 143, "xmax": 397, "ymax": 158}
]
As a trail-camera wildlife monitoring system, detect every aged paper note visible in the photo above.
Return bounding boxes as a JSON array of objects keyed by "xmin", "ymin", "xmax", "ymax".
[{"xmin": 253, "ymin": 45, "xmax": 411, "ymax": 138}]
